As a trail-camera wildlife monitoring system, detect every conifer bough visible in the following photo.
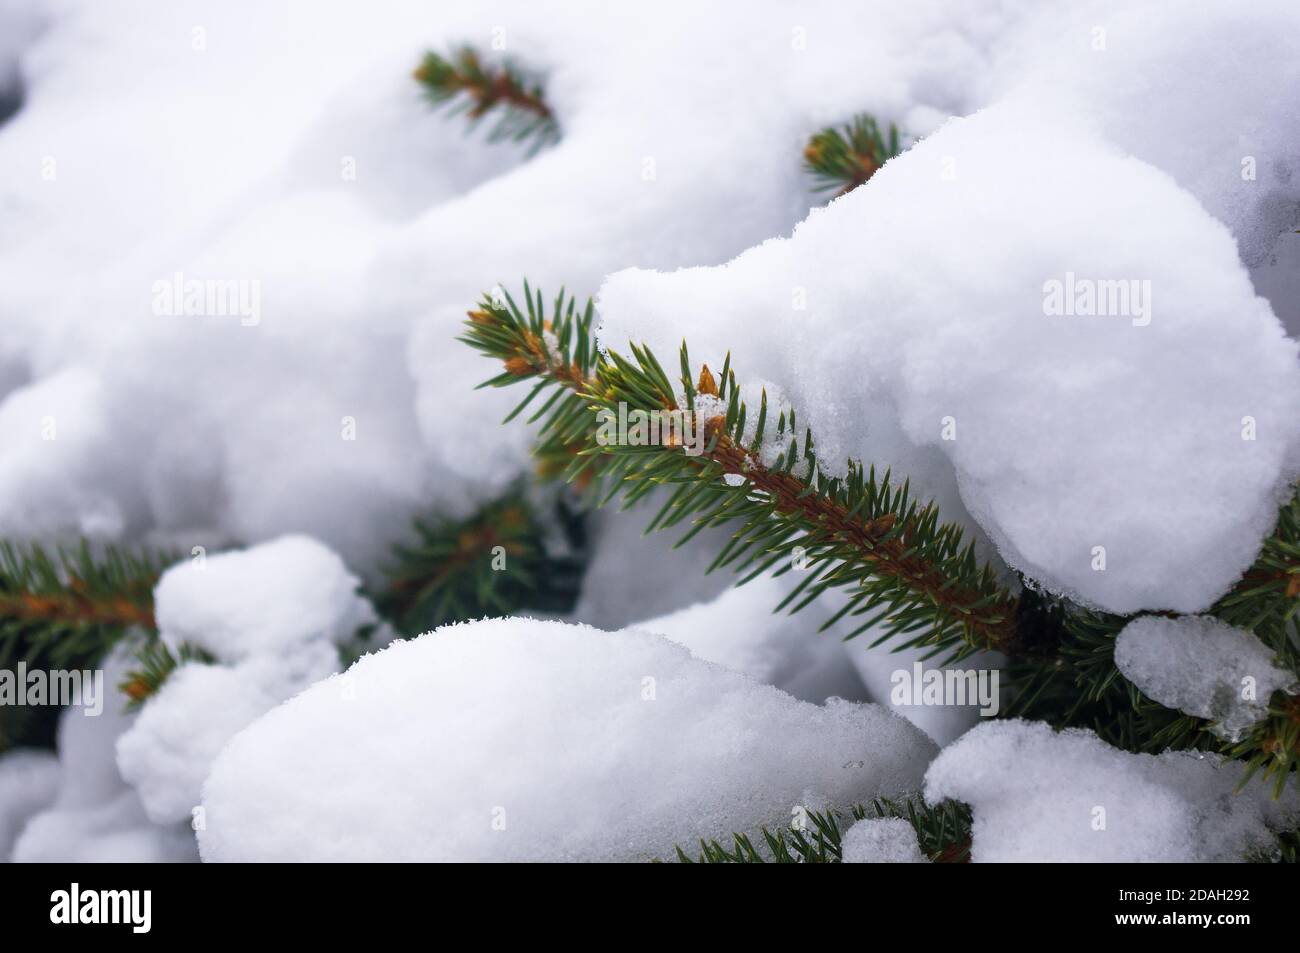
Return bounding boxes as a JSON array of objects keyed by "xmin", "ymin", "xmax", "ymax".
[
  {"xmin": 461, "ymin": 283, "xmax": 1025, "ymax": 659},
  {"xmin": 0, "ymin": 540, "xmax": 163, "ymax": 665},
  {"xmin": 414, "ymin": 47, "xmax": 558, "ymax": 151},
  {"xmin": 804, "ymin": 114, "xmax": 903, "ymax": 196},
  {"xmin": 460, "ymin": 282, "xmax": 1300, "ymax": 794},
  {"xmin": 671, "ymin": 797, "xmax": 972, "ymax": 864},
  {"xmin": 0, "ymin": 540, "xmax": 172, "ymax": 750},
  {"xmin": 375, "ymin": 488, "xmax": 585, "ymax": 637}
]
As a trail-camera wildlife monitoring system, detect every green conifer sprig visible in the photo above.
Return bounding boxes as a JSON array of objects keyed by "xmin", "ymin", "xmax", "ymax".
[
  {"xmin": 870, "ymin": 795, "xmax": 973, "ymax": 862},
  {"xmin": 803, "ymin": 114, "xmax": 903, "ymax": 196},
  {"xmin": 0, "ymin": 486, "xmax": 593, "ymax": 738},
  {"xmin": 460, "ymin": 282, "xmax": 1024, "ymax": 660},
  {"xmin": 374, "ymin": 486, "xmax": 586, "ymax": 637},
  {"xmin": 0, "ymin": 540, "xmax": 173, "ymax": 749},
  {"xmin": 1268, "ymin": 828, "xmax": 1300, "ymax": 863},
  {"xmin": 1009, "ymin": 496, "xmax": 1300, "ymax": 796},
  {"xmin": 1213, "ymin": 487, "xmax": 1300, "ymax": 635},
  {"xmin": 670, "ymin": 797, "xmax": 971, "ymax": 863},
  {"xmin": 0, "ymin": 540, "xmax": 165, "ymax": 672},
  {"xmin": 414, "ymin": 47, "xmax": 558, "ymax": 152},
  {"xmin": 119, "ymin": 640, "xmax": 216, "ymax": 711},
  {"xmin": 462, "ymin": 282, "xmax": 1300, "ymax": 802}
]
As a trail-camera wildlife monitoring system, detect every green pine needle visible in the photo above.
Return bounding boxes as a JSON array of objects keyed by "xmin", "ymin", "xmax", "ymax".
[
  {"xmin": 119, "ymin": 640, "xmax": 216, "ymax": 711},
  {"xmin": 0, "ymin": 539, "xmax": 174, "ymax": 751},
  {"xmin": 414, "ymin": 46, "xmax": 559, "ymax": 153},
  {"xmin": 803, "ymin": 113, "xmax": 904, "ymax": 196},
  {"xmin": 462, "ymin": 281, "xmax": 1300, "ymax": 807},
  {"xmin": 374, "ymin": 487, "xmax": 586, "ymax": 637},
  {"xmin": 668, "ymin": 797, "xmax": 972, "ymax": 864}
]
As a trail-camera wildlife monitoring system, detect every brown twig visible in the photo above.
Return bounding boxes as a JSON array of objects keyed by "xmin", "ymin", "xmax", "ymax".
[{"xmin": 0, "ymin": 590, "xmax": 155, "ymax": 629}]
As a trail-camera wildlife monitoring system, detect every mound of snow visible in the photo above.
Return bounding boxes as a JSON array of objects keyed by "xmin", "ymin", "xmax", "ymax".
[
  {"xmin": 199, "ymin": 617, "xmax": 937, "ymax": 861},
  {"xmin": 925, "ymin": 720, "xmax": 1299, "ymax": 862},
  {"xmin": 117, "ymin": 535, "xmax": 382, "ymax": 824},
  {"xmin": 597, "ymin": 102, "xmax": 1300, "ymax": 615},
  {"xmin": 990, "ymin": 0, "xmax": 1300, "ymax": 268},
  {"xmin": 1115, "ymin": 615, "xmax": 1297, "ymax": 741},
  {"xmin": 12, "ymin": 651, "xmax": 197, "ymax": 863},
  {"xmin": 0, "ymin": 748, "xmax": 59, "ymax": 861},
  {"xmin": 152, "ymin": 534, "xmax": 375, "ymax": 669},
  {"xmin": 625, "ymin": 572, "xmax": 867, "ymax": 703},
  {"xmin": 841, "ymin": 816, "xmax": 927, "ymax": 863}
]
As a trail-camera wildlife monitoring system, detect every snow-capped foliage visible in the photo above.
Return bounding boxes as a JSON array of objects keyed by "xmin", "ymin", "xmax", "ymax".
[
  {"xmin": 1115, "ymin": 616, "xmax": 1297, "ymax": 741},
  {"xmin": 116, "ymin": 665, "xmax": 287, "ymax": 827},
  {"xmin": 10, "ymin": 651, "xmax": 198, "ymax": 862},
  {"xmin": 116, "ymin": 535, "xmax": 383, "ymax": 825},
  {"xmin": 841, "ymin": 816, "xmax": 928, "ymax": 863},
  {"xmin": 199, "ymin": 618, "xmax": 937, "ymax": 861},
  {"xmin": 925, "ymin": 721, "xmax": 1300, "ymax": 862},
  {"xmin": 0, "ymin": 0, "xmax": 1049, "ymax": 571},
  {"xmin": 152, "ymin": 534, "xmax": 376, "ymax": 671},
  {"xmin": 0, "ymin": 0, "xmax": 1297, "ymax": 865},
  {"xmin": 597, "ymin": 100, "xmax": 1300, "ymax": 616}
]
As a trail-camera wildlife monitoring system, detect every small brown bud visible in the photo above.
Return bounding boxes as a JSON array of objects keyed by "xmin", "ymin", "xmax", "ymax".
[
  {"xmin": 866, "ymin": 513, "xmax": 897, "ymax": 536},
  {"xmin": 703, "ymin": 414, "xmax": 727, "ymax": 446},
  {"xmin": 697, "ymin": 364, "xmax": 719, "ymax": 397},
  {"xmin": 521, "ymin": 330, "xmax": 546, "ymax": 359}
]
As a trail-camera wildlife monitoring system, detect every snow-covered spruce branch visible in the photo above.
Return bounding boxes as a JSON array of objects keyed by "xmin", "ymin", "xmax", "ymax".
[
  {"xmin": 0, "ymin": 540, "xmax": 163, "ymax": 657},
  {"xmin": 461, "ymin": 283, "xmax": 1026, "ymax": 659},
  {"xmin": 0, "ymin": 491, "xmax": 588, "ymax": 749},
  {"xmin": 118, "ymin": 640, "xmax": 215, "ymax": 711},
  {"xmin": 414, "ymin": 46, "xmax": 898, "ymax": 200},
  {"xmin": 803, "ymin": 114, "xmax": 904, "ymax": 197},
  {"xmin": 1215, "ymin": 487, "xmax": 1300, "ymax": 632},
  {"xmin": 461, "ymin": 283, "xmax": 1300, "ymax": 795},
  {"xmin": 1009, "ymin": 488, "xmax": 1300, "ymax": 795},
  {"xmin": 672, "ymin": 797, "xmax": 972, "ymax": 864},
  {"xmin": 414, "ymin": 46, "xmax": 558, "ymax": 152},
  {"xmin": 0, "ymin": 540, "xmax": 167, "ymax": 748},
  {"xmin": 0, "ymin": 542, "xmax": 226, "ymax": 721}
]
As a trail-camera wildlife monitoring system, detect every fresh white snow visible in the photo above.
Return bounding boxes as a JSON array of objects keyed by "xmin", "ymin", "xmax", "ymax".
[
  {"xmin": 925, "ymin": 720, "xmax": 1300, "ymax": 862},
  {"xmin": 151, "ymin": 534, "xmax": 376, "ymax": 670},
  {"xmin": 596, "ymin": 99, "xmax": 1300, "ymax": 616},
  {"xmin": 0, "ymin": 748, "xmax": 59, "ymax": 861},
  {"xmin": 11, "ymin": 651, "xmax": 198, "ymax": 862},
  {"xmin": 841, "ymin": 816, "xmax": 928, "ymax": 863},
  {"xmin": 1115, "ymin": 615, "xmax": 1297, "ymax": 741},
  {"xmin": 116, "ymin": 535, "xmax": 383, "ymax": 825},
  {"xmin": 198, "ymin": 617, "xmax": 937, "ymax": 862}
]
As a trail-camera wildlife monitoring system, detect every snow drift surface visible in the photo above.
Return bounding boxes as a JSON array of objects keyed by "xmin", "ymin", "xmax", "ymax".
[{"xmin": 199, "ymin": 617, "xmax": 937, "ymax": 862}]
